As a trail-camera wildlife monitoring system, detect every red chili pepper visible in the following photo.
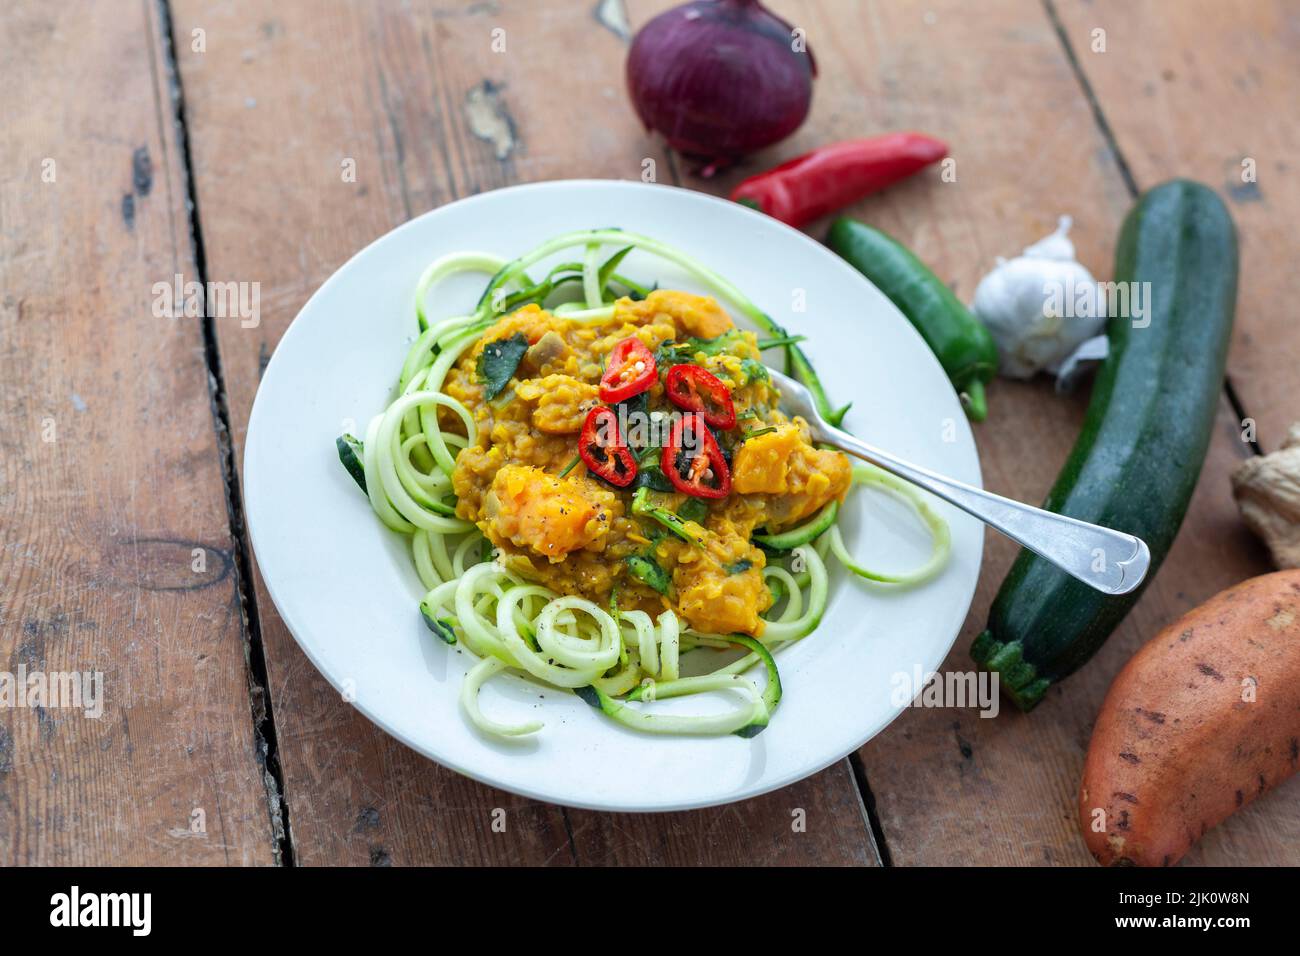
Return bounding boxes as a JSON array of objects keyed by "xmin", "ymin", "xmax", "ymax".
[
  {"xmin": 729, "ymin": 133, "xmax": 948, "ymax": 229},
  {"xmin": 662, "ymin": 415, "xmax": 731, "ymax": 500},
  {"xmin": 599, "ymin": 336, "xmax": 657, "ymax": 404},
  {"xmin": 664, "ymin": 365, "xmax": 736, "ymax": 430},
  {"xmin": 578, "ymin": 406, "xmax": 637, "ymax": 488}
]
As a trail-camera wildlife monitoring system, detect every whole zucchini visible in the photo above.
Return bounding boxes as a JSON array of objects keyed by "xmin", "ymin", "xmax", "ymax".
[{"xmin": 970, "ymin": 180, "xmax": 1238, "ymax": 710}]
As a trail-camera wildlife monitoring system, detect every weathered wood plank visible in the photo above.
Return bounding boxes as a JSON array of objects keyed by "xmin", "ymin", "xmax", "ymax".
[
  {"xmin": 0, "ymin": 0, "xmax": 276, "ymax": 864},
  {"xmin": 566, "ymin": 759, "xmax": 878, "ymax": 866},
  {"xmin": 1053, "ymin": 0, "xmax": 1300, "ymax": 454},
  {"xmin": 170, "ymin": 0, "xmax": 878, "ymax": 865},
  {"xmin": 665, "ymin": 0, "xmax": 1294, "ymax": 864},
  {"xmin": 852, "ymin": 0, "xmax": 1293, "ymax": 866}
]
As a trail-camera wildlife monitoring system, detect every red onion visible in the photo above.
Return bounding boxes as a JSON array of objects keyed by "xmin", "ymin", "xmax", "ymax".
[{"xmin": 626, "ymin": 0, "xmax": 816, "ymax": 176}]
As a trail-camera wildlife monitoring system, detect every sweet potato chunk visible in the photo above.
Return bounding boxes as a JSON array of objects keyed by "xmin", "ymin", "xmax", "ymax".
[
  {"xmin": 645, "ymin": 289, "xmax": 734, "ymax": 340},
  {"xmin": 775, "ymin": 445, "xmax": 852, "ymax": 527},
  {"xmin": 733, "ymin": 424, "xmax": 852, "ymax": 529},
  {"xmin": 732, "ymin": 425, "xmax": 804, "ymax": 494},
  {"xmin": 484, "ymin": 465, "xmax": 605, "ymax": 561},
  {"xmin": 673, "ymin": 532, "xmax": 768, "ymax": 636}
]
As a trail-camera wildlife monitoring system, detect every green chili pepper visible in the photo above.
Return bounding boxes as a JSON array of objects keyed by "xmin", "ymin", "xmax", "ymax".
[{"xmin": 826, "ymin": 218, "xmax": 999, "ymax": 422}]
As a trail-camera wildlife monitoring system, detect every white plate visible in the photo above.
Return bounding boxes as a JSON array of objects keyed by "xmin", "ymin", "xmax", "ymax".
[{"xmin": 245, "ymin": 179, "xmax": 983, "ymax": 812}]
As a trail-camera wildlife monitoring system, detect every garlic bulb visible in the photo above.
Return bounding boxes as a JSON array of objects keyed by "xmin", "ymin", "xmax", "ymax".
[{"xmin": 972, "ymin": 217, "xmax": 1105, "ymax": 380}]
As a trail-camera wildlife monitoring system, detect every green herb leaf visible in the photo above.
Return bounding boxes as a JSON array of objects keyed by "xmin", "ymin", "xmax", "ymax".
[
  {"xmin": 723, "ymin": 558, "xmax": 753, "ymax": 575},
  {"xmin": 655, "ymin": 329, "xmax": 746, "ymax": 367},
  {"xmin": 741, "ymin": 425, "xmax": 777, "ymax": 442},
  {"xmin": 677, "ymin": 497, "xmax": 708, "ymax": 524},
  {"xmin": 739, "ymin": 358, "xmax": 769, "ymax": 385},
  {"xmin": 625, "ymin": 554, "xmax": 670, "ymax": 595},
  {"xmin": 618, "ymin": 389, "xmax": 649, "ymax": 419},
  {"xmin": 634, "ymin": 468, "xmax": 676, "ymax": 494},
  {"xmin": 632, "ymin": 446, "xmax": 673, "ymax": 492},
  {"xmin": 615, "ymin": 392, "xmax": 651, "ymax": 451},
  {"xmin": 476, "ymin": 332, "xmax": 529, "ymax": 399},
  {"xmin": 633, "ymin": 464, "xmax": 674, "ymax": 493}
]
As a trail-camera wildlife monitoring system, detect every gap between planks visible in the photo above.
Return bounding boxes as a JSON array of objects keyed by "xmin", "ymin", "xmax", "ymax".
[{"xmin": 153, "ymin": 0, "xmax": 297, "ymax": 866}]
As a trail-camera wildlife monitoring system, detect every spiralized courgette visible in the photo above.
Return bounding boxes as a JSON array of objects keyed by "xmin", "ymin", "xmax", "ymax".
[{"xmin": 341, "ymin": 230, "xmax": 951, "ymax": 739}]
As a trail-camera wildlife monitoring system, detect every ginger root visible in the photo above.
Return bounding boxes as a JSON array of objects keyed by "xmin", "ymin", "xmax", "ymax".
[{"xmin": 1232, "ymin": 423, "xmax": 1300, "ymax": 569}]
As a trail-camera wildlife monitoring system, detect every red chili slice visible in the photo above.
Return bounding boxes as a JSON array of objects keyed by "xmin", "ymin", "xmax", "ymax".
[
  {"xmin": 578, "ymin": 406, "xmax": 637, "ymax": 488},
  {"xmin": 664, "ymin": 364, "xmax": 736, "ymax": 430},
  {"xmin": 662, "ymin": 414, "xmax": 731, "ymax": 500},
  {"xmin": 599, "ymin": 337, "xmax": 657, "ymax": 404}
]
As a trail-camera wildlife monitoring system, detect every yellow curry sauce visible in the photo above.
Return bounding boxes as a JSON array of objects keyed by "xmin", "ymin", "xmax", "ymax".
[{"xmin": 446, "ymin": 290, "xmax": 851, "ymax": 636}]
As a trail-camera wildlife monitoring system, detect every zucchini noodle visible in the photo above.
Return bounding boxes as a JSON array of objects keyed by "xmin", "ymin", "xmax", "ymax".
[
  {"xmin": 827, "ymin": 464, "xmax": 951, "ymax": 585},
  {"xmin": 341, "ymin": 231, "xmax": 952, "ymax": 740}
]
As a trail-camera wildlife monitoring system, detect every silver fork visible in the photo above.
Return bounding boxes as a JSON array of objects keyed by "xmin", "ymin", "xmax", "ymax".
[{"xmin": 765, "ymin": 367, "xmax": 1150, "ymax": 595}]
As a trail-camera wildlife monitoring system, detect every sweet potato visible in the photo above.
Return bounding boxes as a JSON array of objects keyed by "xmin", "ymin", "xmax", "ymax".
[
  {"xmin": 732, "ymin": 425, "xmax": 802, "ymax": 494},
  {"xmin": 485, "ymin": 465, "xmax": 603, "ymax": 561},
  {"xmin": 643, "ymin": 289, "xmax": 734, "ymax": 340},
  {"xmin": 1079, "ymin": 570, "xmax": 1300, "ymax": 866}
]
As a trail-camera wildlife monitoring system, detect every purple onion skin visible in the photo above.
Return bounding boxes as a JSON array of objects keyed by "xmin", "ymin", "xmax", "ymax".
[{"xmin": 627, "ymin": 0, "xmax": 815, "ymax": 175}]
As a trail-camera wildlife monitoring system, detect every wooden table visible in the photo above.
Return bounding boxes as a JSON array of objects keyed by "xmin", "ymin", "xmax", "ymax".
[{"xmin": 2, "ymin": 0, "xmax": 1297, "ymax": 866}]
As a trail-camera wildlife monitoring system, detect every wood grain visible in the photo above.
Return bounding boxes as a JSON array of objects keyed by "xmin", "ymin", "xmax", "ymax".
[
  {"xmin": 566, "ymin": 759, "xmax": 878, "ymax": 866},
  {"xmin": 146, "ymin": 0, "xmax": 1297, "ymax": 866},
  {"xmin": 1053, "ymin": 0, "xmax": 1300, "ymax": 454},
  {"xmin": 168, "ymin": 0, "xmax": 879, "ymax": 865},
  {"xmin": 0, "ymin": 0, "xmax": 276, "ymax": 864},
  {"xmin": 708, "ymin": 0, "xmax": 1291, "ymax": 866}
]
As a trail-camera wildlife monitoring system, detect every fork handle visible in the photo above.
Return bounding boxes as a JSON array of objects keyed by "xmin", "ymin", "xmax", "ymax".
[{"xmin": 825, "ymin": 427, "xmax": 1151, "ymax": 596}]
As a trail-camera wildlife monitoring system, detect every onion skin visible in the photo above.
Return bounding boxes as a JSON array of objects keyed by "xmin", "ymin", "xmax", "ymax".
[{"xmin": 626, "ymin": 0, "xmax": 815, "ymax": 174}]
